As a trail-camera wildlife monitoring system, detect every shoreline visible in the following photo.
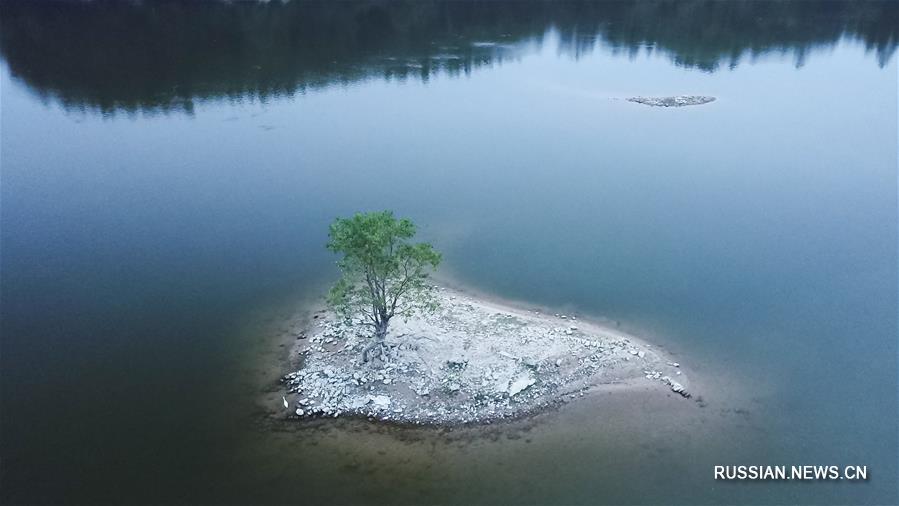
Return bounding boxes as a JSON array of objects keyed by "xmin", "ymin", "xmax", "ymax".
[{"xmin": 280, "ymin": 282, "xmax": 697, "ymax": 426}]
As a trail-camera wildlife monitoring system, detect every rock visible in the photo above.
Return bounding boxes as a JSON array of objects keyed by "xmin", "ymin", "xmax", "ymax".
[
  {"xmin": 370, "ymin": 395, "xmax": 391, "ymax": 409},
  {"xmin": 661, "ymin": 376, "xmax": 691, "ymax": 398},
  {"xmin": 445, "ymin": 359, "xmax": 468, "ymax": 371},
  {"xmin": 555, "ymin": 359, "xmax": 563, "ymax": 367},
  {"xmin": 508, "ymin": 375, "xmax": 536, "ymax": 396},
  {"xmin": 637, "ymin": 351, "xmax": 645, "ymax": 358},
  {"xmin": 295, "ymin": 408, "xmax": 304, "ymax": 416},
  {"xmin": 348, "ymin": 397, "xmax": 368, "ymax": 409}
]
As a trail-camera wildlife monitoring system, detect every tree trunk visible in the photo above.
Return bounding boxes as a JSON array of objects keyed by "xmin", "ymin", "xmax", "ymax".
[{"xmin": 362, "ymin": 320, "xmax": 389, "ymax": 363}]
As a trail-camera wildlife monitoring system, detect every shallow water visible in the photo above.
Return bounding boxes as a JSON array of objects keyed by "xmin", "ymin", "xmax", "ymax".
[{"xmin": 1, "ymin": 1, "xmax": 896, "ymax": 504}]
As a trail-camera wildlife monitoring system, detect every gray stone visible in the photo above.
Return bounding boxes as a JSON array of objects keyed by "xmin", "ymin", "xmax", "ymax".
[{"xmin": 508, "ymin": 375, "xmax": 536, "ymax": 396}]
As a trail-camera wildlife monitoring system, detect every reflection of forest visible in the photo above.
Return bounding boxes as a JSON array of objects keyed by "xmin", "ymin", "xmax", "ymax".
[{"xmin": 1, "ymin": 0, "xmax": 895, "ymax": 114}]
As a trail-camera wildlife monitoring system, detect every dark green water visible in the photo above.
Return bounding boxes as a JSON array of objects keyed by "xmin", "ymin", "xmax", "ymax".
[{"xmin": 1, "ymin": 2, "xmax": 896, "ymax": 504}]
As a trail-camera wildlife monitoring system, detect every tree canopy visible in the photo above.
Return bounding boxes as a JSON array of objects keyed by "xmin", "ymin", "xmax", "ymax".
[{"xmin": 326, "ymin": 211, "xmax": 441, "ymax": 362}]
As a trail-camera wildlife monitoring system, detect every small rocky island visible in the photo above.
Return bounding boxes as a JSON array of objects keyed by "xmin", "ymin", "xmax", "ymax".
[
  {"xmin": 627, "ymin": 95, "xmax": 716, "ymax": 107},
  {"xmin": 283, "ymin": 286, "xmax": 691, "ymax": 425}
]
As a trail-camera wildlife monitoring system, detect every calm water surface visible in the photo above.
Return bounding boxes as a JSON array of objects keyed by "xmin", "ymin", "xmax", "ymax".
[{"xmin": 1, "ymin": 2, "xmax": 896, "ymax": 504}]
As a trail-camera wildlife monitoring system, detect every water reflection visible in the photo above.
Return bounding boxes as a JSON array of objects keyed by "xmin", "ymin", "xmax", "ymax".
[{"xmin": 1, "ymin": 0, "xmax": 895, "ymax": 115}]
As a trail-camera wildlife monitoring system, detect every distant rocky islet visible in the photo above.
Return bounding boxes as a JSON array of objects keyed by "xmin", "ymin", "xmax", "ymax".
[{"xmin": 627, "ymin": 95, "xmax": 716, "ymax": 107}]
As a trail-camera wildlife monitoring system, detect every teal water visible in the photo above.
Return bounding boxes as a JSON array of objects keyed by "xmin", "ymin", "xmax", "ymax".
[{"xmin": 1, "ymin": 2, "xmax": 896, "ymax": 504}]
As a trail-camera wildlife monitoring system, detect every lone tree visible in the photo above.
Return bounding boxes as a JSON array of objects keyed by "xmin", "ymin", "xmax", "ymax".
[{"xmin": 327, "ymin": 211, "xmax": 441, "ymax": 362}]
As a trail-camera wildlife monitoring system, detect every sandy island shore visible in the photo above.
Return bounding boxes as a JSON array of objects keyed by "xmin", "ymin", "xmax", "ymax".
[{"xmin": 282, "ymin": 285, "xmax": 692, "ymax": 425}]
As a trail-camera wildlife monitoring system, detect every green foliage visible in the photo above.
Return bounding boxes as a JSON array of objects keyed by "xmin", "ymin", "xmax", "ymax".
[{"xmin": 326, "ymin": 211, "xmax": 441, "ymax": 342}]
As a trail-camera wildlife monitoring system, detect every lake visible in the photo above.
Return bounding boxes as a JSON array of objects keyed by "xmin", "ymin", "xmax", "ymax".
[{"xmin": 1, "ymin": 1, "xmax": 896, "ymax": 504}]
